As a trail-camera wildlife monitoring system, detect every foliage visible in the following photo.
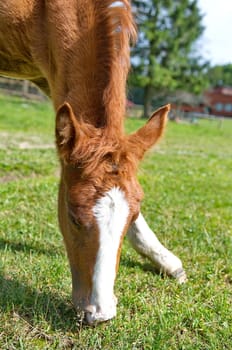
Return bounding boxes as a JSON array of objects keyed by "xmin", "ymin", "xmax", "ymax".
[
  {"xmin": 207, "ymin": 64, "xmax": 232, "ymax": 88},
  {"xmin": 130, "ymin": 0, "xmax": 208, "ymax": 117},
  {"xmin": 0, "ymin": 95, "xmax": 232, "ymax": 349}
]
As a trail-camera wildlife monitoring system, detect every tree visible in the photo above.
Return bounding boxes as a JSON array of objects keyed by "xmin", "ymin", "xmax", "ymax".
[
  {"xmin": 130, "ymin": 0, "xmax": 208, "ymax": 117},
  {"xmin": 207, "ymin": 64, "xmax": 232, "ymax": 88}
]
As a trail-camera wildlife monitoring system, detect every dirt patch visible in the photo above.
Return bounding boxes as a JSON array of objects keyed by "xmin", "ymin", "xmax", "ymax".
[
  {"xmin": 18, "ymin": 141, "xmax": 54, "ymax": 149},
  {"xmin": 0, "ymin": 175, "xmax": 20, "ymax": 183},
  {"xmin": 0, "ymin": 132, "xmax": 54, "ymax": 149},
  {"xmin": 0, "ymin": 173, "xmax": 45, "ymax": 183}
]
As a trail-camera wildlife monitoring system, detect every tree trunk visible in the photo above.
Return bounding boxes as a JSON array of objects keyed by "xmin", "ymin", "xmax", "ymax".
[{"xmin": 143, "ymin": 85, "xmax": 153, "ymax": 118}]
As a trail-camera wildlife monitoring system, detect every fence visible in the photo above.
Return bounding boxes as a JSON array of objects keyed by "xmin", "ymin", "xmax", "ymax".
[{"xmin": 0, "ymin": 77, "xmax": 46, "ymax": 100}]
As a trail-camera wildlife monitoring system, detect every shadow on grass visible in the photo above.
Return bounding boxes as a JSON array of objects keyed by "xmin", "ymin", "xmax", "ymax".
[
  {"xmin": 0, "ymin": 238, "xmax": 83, "ymax": 333},
  {"xmin": 120, "ymin": 254, "xmax": 163, "ymax": 277},
  {"xmin": 0, "ymin": 240, "xmax": 165, "ymax": 335},
  {"xmin": 0, "ymin": 237, "xmax": 62, "ymax": 257},
  {"xmin": 0, "ymin": 273, "xmax": 83, "ymax": 333}
]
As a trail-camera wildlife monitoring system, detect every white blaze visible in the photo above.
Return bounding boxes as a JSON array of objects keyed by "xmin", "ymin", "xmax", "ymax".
[{"xmin": 89, "ymin": 187, "xmax": 129, "ymax": 323}]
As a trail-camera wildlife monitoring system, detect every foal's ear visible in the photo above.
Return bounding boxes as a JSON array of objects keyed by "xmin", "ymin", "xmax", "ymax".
[
  {"xmin": 128, "ymin": 104, "xmax": 169, "ymax": 160},
  {"xmin": 56, "ymin": 102, "xmax": 79, "ymax": 160}
]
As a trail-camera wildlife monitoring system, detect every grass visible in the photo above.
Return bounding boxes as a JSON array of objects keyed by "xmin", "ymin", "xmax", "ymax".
[{"xmin": 0, "ymin": 94, "xmax": 232, "ymax": 349}]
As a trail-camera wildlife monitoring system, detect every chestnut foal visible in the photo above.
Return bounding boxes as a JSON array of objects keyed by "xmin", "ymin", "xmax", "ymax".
[{"xmin": 0, "ymin": 0, "xmax": 186, "ymax": 325}]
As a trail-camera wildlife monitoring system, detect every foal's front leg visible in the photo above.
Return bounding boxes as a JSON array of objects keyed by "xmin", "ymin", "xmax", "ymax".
[{"xmin": 127, "ymin": 213, "xmax": 187, "ymax": 283}]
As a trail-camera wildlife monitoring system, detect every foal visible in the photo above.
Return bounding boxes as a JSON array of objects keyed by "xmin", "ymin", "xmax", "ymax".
[{"xmin": 0, "ymin": 0, "xmax": 186, "ymax": 325}]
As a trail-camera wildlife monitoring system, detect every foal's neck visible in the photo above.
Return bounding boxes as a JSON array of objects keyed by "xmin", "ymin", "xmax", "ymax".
[{"xmin": 45, "ymin": 1, "xmax": 136, "ymax": 134}]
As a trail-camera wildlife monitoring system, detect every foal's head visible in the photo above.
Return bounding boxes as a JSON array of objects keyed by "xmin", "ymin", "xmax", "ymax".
[{"xmin": 55, "ymin": 102, "xmax": 169, "ymax": 324}]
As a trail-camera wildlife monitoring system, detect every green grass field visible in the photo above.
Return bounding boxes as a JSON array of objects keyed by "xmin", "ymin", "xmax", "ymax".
[{"xmin": 0, "ymin": 94, "xmax": 231, "ymax": 349}]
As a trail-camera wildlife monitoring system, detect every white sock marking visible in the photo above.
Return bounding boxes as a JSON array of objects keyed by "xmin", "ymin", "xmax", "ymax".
[{"xmin": 128, "ymin": 213, "xmax": 185, "ymax": 277}]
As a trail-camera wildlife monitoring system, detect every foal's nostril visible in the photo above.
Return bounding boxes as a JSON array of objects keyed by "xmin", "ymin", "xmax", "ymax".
[
  {"xmin": 83, "ymin": 301, "xmax": 117, "ymax": 325},
  {"xmin": 84, "ymin": 310, "xmax": 108, "ymax": 326},
  {"xmin": 83, "ymin": 311, "xmax": 95, "ymax": 326},
  {"xmin": 84, "ymin": 310, "xmax": 116, "ymax": 326}
]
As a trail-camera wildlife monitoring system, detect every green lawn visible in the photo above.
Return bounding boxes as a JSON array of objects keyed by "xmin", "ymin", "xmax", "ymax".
[{"xmin": 0, "ymin": 94, "xmax": 231, "ymax": 349}]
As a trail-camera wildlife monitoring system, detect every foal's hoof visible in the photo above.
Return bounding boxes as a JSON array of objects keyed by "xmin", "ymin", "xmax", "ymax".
[{"xmin": 172, "ymin": 268, "xmax": 187, "ymax": 284}]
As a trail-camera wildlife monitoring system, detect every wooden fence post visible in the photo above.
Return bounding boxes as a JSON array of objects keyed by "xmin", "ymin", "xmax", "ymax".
[{"xmin": 23, "ymin": 80, "xmax": 29, "ymax": 96}]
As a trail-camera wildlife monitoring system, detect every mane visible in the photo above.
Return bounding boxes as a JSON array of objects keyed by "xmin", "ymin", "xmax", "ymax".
[
  {"xmin": 68, "ymin": 122, "xmax": 138, "ymax": 178},
  {"xmin": 68, "ymin": 0, "xmax": 136, "ymax": 131}
]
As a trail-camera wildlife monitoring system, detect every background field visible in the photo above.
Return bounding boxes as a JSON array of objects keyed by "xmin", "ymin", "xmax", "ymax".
[{"xmin": 0, "ymin": 94, "xmax": 231, "ymax": 349}]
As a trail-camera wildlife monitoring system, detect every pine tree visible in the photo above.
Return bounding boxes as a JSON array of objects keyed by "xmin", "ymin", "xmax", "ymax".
[{"xmin": 130, "ymin": 0, "xmax": 208, "ymax": 117}]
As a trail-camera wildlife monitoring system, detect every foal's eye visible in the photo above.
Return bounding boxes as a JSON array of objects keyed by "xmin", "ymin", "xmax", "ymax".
[
  {"xmin": 68, "ymin": 210, "xmax": 81, "ymax": 228},
  {"xmin": 132, "ymin": 211, "xmax": 140, "ymax": 223}
]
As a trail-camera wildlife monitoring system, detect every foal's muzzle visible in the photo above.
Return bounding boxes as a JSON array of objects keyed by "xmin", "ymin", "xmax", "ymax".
[{"xmin": 83, "ymin": 296, "xmax": 118, "ymax": 325}]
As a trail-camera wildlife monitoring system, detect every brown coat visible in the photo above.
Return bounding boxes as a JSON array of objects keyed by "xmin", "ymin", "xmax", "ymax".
[{"xmin": 0, "ymin": 0, "xmax": 169, "ymax": 324}]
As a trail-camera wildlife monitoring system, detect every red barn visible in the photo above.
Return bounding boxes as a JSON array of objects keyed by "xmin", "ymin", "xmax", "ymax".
[{"xmin": 204, "ymin": 87, "xmax": 232, "ymax": 117}]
